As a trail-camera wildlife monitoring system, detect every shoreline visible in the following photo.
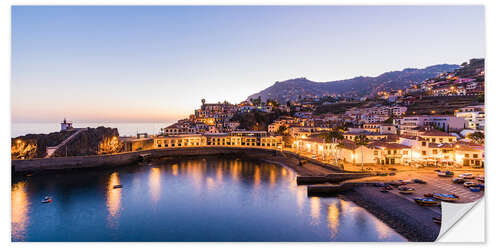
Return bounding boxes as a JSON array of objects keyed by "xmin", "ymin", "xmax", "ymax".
[{"xmin": 341, "ymin": 186, "xmax": 441, "ymax": 242}]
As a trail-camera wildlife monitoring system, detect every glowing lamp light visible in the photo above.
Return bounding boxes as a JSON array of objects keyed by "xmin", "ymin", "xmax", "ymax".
[{"xmin": 16, "ymin": 139, "xmax": 22, "ymax": 144}]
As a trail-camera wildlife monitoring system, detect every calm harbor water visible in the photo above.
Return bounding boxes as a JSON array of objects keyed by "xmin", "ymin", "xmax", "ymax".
[
  {"xmin": 11, "ymin": 122, "xmax": 174, "ymax": 138},
  {"xmin": 11, "ymin": 157, "xmax": 406, "ymax": 242}
]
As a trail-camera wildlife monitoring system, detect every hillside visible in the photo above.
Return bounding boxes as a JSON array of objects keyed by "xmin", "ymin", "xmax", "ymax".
[{"xmin": 248, "ymin": 64, "xmax": 459, "ymax": 103}]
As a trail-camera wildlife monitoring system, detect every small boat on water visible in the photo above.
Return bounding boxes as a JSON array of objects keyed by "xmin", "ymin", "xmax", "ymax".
[
  {"xmin": 433, "ymin": 216, "xmax": 442, "ymax": 224},
  {"xmin": 433, "ymin": 193, "xmax": 459, "ymax": 202},
  {"xmin": 437, "ymin": 171, "xmax": 454, "ymax": 177},
  {"xmin": 113, "ymin": 184, "xmax": 123, "ymax": 189},
  {"xmin": 398, "ymin": 187, "xmax": 415, "ymax": 194},
  {"xmin": 414, "ymin": 198, "xmax": 440, "ymax": 206},
  {"xmin": 452, "ymin": 178, "xmax": 465, "ymax": 184},
  {"xmin": 41, "ymin": 196, "xmax": 52, "ymax": 203},
  {"xmin": 469, "ymin": 186, "xmax": 481, "ymax": 192},
  {"xmin": 379, "ymin": 188, "xmax": 389, "ymax": 193}
]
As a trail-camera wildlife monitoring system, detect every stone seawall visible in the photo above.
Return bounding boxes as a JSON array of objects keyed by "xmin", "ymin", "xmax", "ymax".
[{"xmin": 12, "ymin": 147, "xmax": 278, "ymax": 173}]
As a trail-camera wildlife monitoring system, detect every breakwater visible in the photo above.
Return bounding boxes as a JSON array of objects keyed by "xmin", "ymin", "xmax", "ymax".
[{"xmin": 12, "ymin": 147, "xmax": 281, "ymax": 173}]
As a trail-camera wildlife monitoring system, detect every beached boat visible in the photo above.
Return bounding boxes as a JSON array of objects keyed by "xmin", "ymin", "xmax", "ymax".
[
  {"xmin": 469, "ymin": 187, "xmax": 481, "ymax": 192},
  {"xmin": 452, "ymin": 178, "xmax": 465, "ymax": 184},
  {"xmin": 399, "ymin": 180, "xmax": 412, "ymax": 185},
  {"xmin": 413, "ymin": 179, "xmax": 427, "ymax": 184},
  {"xmin": 432, "ymin": 193, "xmax": 459, "ymax": 201},
  {"xmin": 414, "ymin": 198, "xmax": 440, "ymax": 206},
  {"xmin": 398, "ymin": 186, "xmax": 415, "ymax": 194},
  {"xmin": 459, "ymin": 173, "xmax": 474, "ymax": 179},
  {"xmin": 424, "ymin": 193, "xmax": 434, "ymax": 197},
  {"xmin": 41, "ymin": 196, "xmax": 52, "ymax": 203},
  {"xmin": 379, "ymin": 188, "xmax": 389, "ymax": 193},
  {"xmin": 437, "ymin": 171, "xmax": 454, "ymax": 177},
  {"xmin": 463, "ymin": 182, "xmax": 477, "ymax": 187},
  {"xmin": 477, "ymin": 176, "xmax": 484, "ymax": 182}
]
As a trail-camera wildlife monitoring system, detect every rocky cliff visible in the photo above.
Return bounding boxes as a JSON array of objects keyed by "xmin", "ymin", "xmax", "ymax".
[{"xmin": 11, "ymin": 127, "xmax": 123, "ymax": 160}]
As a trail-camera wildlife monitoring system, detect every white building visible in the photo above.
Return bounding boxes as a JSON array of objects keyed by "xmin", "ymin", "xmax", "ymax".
[
  {"xmin": 400, "ymin": 115, "xmax": 466, "ymax": 133},
  {"xmin": 455, "ymin": 105, "xmax": 485, "ymax": 130}
]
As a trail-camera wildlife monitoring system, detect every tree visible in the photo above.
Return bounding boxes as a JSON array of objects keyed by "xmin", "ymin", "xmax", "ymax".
[
  {"xmin": 354, "ymin": 135, "xmax": 369, "ymax": 171},
  {"xmin": 467, "ymin": 131, "xmax": 484, "ymax": 144},
  {"xmin": 277, "ymin": 125, "xmax": 288, "ymax": 135},
  {"xmin": 383, "ymin": 116, "xmax": 394, "ymax": 124},
  {"xmin": 319, "ymin": 131, "xmax": 344, "ymax": 167},
  {"xmin": 320, "ymin": 131, "xmax": 344, "ymax": 143}
]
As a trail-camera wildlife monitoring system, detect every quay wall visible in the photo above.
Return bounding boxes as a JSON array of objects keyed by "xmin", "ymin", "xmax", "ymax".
[{"xmin": 12, "ymin": 147, "xmax": 278, "ymax": 173}]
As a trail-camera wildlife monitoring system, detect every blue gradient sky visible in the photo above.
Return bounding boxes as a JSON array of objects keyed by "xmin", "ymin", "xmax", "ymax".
[{"xmin": 11, "ymin": 6, "xmax": 485, "ymax": 123}]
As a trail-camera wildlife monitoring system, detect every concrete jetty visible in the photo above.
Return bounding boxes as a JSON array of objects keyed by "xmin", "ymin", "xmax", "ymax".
[{"xmin": 296, "ymin": 173, "xmax": 374, "ymax": 185}]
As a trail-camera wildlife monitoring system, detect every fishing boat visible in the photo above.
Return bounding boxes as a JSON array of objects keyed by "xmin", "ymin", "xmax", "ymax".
[
  {"xmin": 432, "ymin": 193, "xmax": 459, "ymax": 202},
  {"xmin": 41, "ymin": 196, "xmax": 52, "ymax": 203},
  {"xmin": 463, "ymin": 182, "xmax": 477, "ymax": 187},
  {"xmin": 414, "ymin": 198, "xmax": 440, "ymax": 206},
  {"xmin": 398, "ymin": 186, "xmax": 415, "ymax": 194},
  {"xmin": 113, "ymin": 184, "xmax": 123, "ymax": 189},
  {"xmin": 413, "ymin": 179, "xmax": 426, "ymax": 184},
  {"xmin": 459, "ymin": 173, "xmax": 474, "ymax": 179},
  {"xmin": 437, "ymin": 171, "xmax": 454, "ymax": 177}
]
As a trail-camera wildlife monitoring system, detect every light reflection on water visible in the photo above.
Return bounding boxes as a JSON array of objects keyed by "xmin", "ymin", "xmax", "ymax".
[
  {"xmin": 11, "ymin": 157, "xmax": 406, "ymax": 242},
  {"xmin": 12, "ymin": 182, "xmax": 30, "ymax": 241},
  {"xmin": 149, "ymin": 168, "xmax": 161, "ymax": 204}
]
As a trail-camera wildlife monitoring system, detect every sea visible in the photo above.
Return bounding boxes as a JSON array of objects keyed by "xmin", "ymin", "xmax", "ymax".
[{"xmin": 11, "ymin": 122, "xmax": 175, "ymax": 138}]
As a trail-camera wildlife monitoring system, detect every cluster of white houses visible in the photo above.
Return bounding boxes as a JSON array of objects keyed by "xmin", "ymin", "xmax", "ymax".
[{"xmin": 292, "ymin": 127, "xmax": 483, "ymax": 168}]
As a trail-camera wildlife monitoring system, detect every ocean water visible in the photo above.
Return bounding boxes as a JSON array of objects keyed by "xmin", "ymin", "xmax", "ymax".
[
  {"xmin": 11, "ymin": 122, "xmax": 174, "ymax": 138},
  {"xmin": 11, "ymin": 156, "xmax": 406, "ymax": 242}
]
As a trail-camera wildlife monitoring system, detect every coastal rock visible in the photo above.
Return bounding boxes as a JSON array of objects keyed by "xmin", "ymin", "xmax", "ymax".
[{"xmin": 11, "ymin": 127, "xmax": 123, "ymax": 159}]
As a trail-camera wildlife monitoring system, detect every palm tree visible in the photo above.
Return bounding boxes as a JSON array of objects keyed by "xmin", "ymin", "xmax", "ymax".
[
  {"xmin": 320, "ymin": 131, "xmax": 344, "ymax": 166},
  {"xmin": 355, "ymin": 135, "xmax": 369, "ymax": 171}
]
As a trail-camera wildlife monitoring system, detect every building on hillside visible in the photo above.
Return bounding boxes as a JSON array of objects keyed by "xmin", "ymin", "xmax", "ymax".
[
  {"xmin": 399, "ymin": 115, "xmax": 466, "ymax": 134},
  {"xmin": 455, "ymin": 105, "xmax": 485, "ymax": 130}
]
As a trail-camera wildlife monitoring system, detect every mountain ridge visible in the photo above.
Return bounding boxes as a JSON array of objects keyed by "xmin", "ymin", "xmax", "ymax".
[{"xmin": 247, "ymin": 64, "xmax": 460, "ymax": 103}]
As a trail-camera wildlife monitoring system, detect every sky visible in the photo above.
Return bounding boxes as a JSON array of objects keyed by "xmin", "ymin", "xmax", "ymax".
[{"xmin": 11, "ymin": 6, "xmax": 485, "ymax": 123}]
